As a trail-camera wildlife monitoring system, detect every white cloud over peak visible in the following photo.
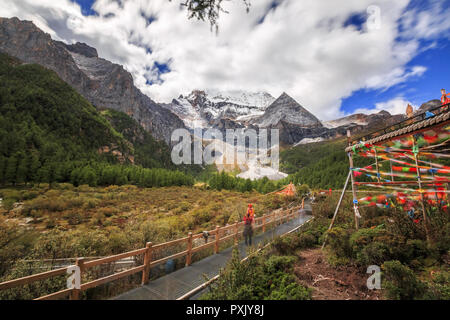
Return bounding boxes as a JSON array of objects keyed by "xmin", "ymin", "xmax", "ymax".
[
  {"xmin": 1, "ymin": 0, "xmax": 449, "ymax": 120},
  {"xmin": 354, "ymin": 97, "xmax": 417, "ymax": 116}
]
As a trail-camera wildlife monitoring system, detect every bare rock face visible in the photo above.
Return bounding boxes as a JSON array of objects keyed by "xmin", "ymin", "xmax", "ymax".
[
  {"xmin": 324, "ymin": 110, "xmax": 404, "ymax": 130},
  {"xmin": 65, "ymin": 42, "xmax": 98, "ymax": 58},
  {"xmin": 252, "ymin": 92, "xmax": 323, "ymax": 128},
  {"xmin": 0, "ymin": 17, "xmax": 185, "ymax": 144},
  {"xmin": 250, "ymin": 92, "xmax": 326, "ymax": 145},
  {"xmin": 418, "ymin": 99, "xmax": 442, "ymax": 113}
]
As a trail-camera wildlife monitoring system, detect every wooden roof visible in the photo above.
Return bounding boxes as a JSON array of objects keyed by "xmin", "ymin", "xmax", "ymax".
[{"xmin": 345, "ymin": 110, "xmax": 450, "ymax": 153}]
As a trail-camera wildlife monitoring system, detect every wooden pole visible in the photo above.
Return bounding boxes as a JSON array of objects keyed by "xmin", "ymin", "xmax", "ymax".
[
  {"xmin": 447, "ymin": 183, "xmax": 450, "ymax": 213},
  {"xmin": 214, "ymin": 226, "xmax": 220, "ymax": 254},
  {"xmin": 429, "ymin": 163, "xmax": 440, "ymax": 210},
  {"xmin": 347, "ymin": 130, "xmax": 359, "ymax": 230},
  {"xmin": 412, "ymin": 137, "xmax": 431, "ymax": 244},
  {"xmin": 70, "ymin": 258, "xmax": 84, "ymax": 300},
  {"xmin": 390, "ymin": 160, "xmax": 395, "ymax": 182},
  {"xmin": 234, "ymin": 222, "xmax": 239, "ymax": 245},
  {"xmin": 374, "ymin": 148, "xmax": 381, "ymax": 183},
  {"xmin": 262, "ymin": 215, "xmax": 266, "ymax": 233},
  {"xmin": 141, "ymin": 242, "xmax": 152, "ymax": 285},
  {"xmin": 322, "ymin": 170, "xmax": 352, "ymax": 250},
  {"xmin": 186, "ymin": 232, "xmax": 193, "ymax": 266}
]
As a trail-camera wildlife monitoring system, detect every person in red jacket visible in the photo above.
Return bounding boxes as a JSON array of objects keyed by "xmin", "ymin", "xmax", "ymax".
[
  {"xmin": 247, "ymin": 203, "xmax": 254, "ymax": 218},
  {"xmin": 243, "ymin": 210, "xmax": 254, "ymax": 246}
]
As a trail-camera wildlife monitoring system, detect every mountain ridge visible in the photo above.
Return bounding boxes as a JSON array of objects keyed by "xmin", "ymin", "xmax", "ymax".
[{"xmin": 0, "ymin": 17, "xmax": 185, "ymax": 144}]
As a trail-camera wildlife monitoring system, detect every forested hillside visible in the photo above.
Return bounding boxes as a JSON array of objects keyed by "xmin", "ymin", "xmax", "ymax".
[
  {"xmin": 281, "ymin": 139, "xmax": 372, "ymax": 189},
  {"xmin": 0, "ymin": 53, "xmax": 193, "ymax": 187}
]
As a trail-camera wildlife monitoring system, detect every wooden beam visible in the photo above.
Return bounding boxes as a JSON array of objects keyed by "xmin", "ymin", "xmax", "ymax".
[
  {"xmin": 347, "ymin": 130, "xmax": 359, "ymax": 230},
  {"xmin": 214, "ymin": 226, "xmax": 220, "ymax": 254},
  {"xmin": 412, "ymin": 136, "xmax": 431, "ymax": 244},
  {"xmin": 185, "ymin": 232, "xmax": 193, "ymax": 266},
  {"xmin": 322, "ymin": 170, "xmax": 351, "ymax": 250},
  {"xmin": 141, "ymin": 242, "xmax": 152, "ymax": 285},
  {"xmin": 0, "ymin": 266, "xmax": 68, "ymax": 291}
]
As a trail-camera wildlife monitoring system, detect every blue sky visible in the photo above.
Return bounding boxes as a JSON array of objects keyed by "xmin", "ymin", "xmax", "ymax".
[
  {"xmin": 3, "ymin": 0, "xmax": 450, "ymax": 120},
  {"xmin": 72, "ymin": 0, "xmax": 96, "ymax": 16},
  {"xmin": 341, "ymin": 37, "xmax": 450, "ymax": 114}
]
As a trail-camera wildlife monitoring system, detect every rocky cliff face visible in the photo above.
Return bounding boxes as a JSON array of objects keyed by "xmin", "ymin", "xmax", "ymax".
[
  {"xmin": 0, "ymin": 17, "xmax": 184, "ymax": 144},
  {"xmin": 418, "ymin": 99, "xmax": 441, "ymax": 113}
]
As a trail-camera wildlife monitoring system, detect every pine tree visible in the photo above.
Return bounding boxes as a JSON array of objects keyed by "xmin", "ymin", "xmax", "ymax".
[
  {"xmin": 5, "ymin": 155, "xmax": 18, "ymax": 185},
  {"xmin": 15, "ymin": 154, "xmax": 27, "ymax": 185},
  {"xmin": 0, "ymin": 156, "xmax": 6, "ymax": 185}
]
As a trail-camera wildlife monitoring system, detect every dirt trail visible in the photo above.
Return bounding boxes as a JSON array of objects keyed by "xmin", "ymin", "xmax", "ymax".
[{"xmin": 294, "ymin": 248, "xmax": 383, "ymax": 300}]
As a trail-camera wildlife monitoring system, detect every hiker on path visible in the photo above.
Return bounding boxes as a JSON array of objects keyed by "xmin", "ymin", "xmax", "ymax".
[
  {"xmin": 243, "ymin": 209, "xmax": 254, "ymax": 246},
  {"xmin": 247, "ymin": 203, "xmax": 254, "ymax": 218}
]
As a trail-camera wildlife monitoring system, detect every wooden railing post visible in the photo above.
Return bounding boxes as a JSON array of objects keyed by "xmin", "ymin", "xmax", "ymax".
[
  {"xmin": 70, "ymin": 258, "xmax": 84, "ymax": 300},
  {"xmin": 262, "ymin": 215, "xmax": 266, "ymax": 233},
  {"xmin": 234, "ymin": 222, "xmax": 239, "ymax": 245},
  {"xmin": 214, "ymin": 226, "xmax": 220, "ymax": 254},
  {"xmin": 186, "ymin": 232, "xmax": 193, "ymax": 266},
  {"xmin": 141, "ymin": 242, "xmax": 153, "ymax": 285}
]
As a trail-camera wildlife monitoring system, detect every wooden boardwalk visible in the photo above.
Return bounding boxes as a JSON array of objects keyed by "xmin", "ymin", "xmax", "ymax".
[{"xmin": 114, "ymin": 204, "xmax": 313, "ymax": 300}]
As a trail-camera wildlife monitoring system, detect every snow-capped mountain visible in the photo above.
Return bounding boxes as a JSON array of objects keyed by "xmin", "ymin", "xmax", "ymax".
[
  {"xmin": 162, "ymin": 90, "xmax": 275, "ymax": 129},
  {"xmin": 207, "ymin": 90, "xmax": 275, "ymax": 113}
]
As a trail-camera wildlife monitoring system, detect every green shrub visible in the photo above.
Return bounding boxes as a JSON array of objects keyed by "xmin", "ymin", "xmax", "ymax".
[
  {"xmin": 350, "ymin": 226, "xmax": 386, "ymax": 254},
  {"xmin": 271, "ymin": 237, "xmax": 296, "ymax": 255},
  {"xmin": 267, "ymin": 274, "xmax": 312, "ymax": 300},
  {"xmin": 201, "ymin": 248, "xmax": 311, "ymax": 300},
  {"xmin": 1, "ymin": 198, "xmax": 16, "ymax": 211},
  {"xmin": 65, "ymin": 211, "xmax": 83, "ymax": 225},
  {"xmin": 355, "ymin": 242, "xmax": 390, "ymax": 266},
  {"xmin": 382, "ymin": 260, "xmax": 426, "ymax": 300},
  {"xmin": 326, "ymin": 227, "xmax": 352, "ymax": 258},
  {"xmin": 295, "ymin": 233, "xmax": 317, "ymax": 248},
  {"xmin": 423, "ymin": 271, "xmax": 450, "ymax": 300},
  {"xmin": 263, "ymin": 255, "xmax": 296, "ymax": 274}
]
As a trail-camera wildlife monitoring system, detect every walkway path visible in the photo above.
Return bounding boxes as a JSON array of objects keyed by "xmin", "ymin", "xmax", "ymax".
[{"xmin": 114, "ymin": 204, "xmax": 313, "ymax": 300}]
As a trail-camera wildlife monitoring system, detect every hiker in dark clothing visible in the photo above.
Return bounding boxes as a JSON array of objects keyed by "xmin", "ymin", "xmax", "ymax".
[{"xmin": 243, "ymin": 211, "xmax": 254, "ymax": 246}]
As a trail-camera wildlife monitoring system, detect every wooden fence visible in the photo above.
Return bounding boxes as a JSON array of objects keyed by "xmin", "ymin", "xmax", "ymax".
[{"xmin": 0, "ymin": 205, "xmax": 303, "ymax": 300}]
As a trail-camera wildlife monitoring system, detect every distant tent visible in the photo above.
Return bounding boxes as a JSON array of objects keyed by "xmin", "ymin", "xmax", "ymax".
[{"xmin": 277, "ymin": 182, "xmax": 296, "ymax": 196}]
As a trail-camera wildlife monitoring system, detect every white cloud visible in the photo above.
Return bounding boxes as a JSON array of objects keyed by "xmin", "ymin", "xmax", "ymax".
[
  {"xmin": 1, "ymin": 0, "xmax": 448, "ymax": 120},
  {"xmin": 354, "ymin": 97, "xmax": 417, "ymax": 115}
]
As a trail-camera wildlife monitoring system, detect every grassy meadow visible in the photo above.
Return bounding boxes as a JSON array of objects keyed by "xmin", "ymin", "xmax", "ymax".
[{"xmin": 0, "ymin": 183, "xmax": 295, "ymax": 299}]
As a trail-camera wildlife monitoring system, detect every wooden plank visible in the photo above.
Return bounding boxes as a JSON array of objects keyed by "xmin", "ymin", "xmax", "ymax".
[
  {"xmin": 34, "ymin": 288, "xmax": 72, "ymax": 301},
  {"xmin": 192, "ymin": 233, "xmax": 205, "ymax": 240},
  {"xmin": 0, "ymin": 267, "xmax": 68, "ymax": 290},
  {"xmin": 186, "ymin": 232, "xmax": 193, "ymax": 266},
  {"xmin": 83, "ymin": 248, "xmax": 147, "ymax": 269},
  {"xmin": 152, "ymin": 237, "xmax": 188, "ymax": 250},
  {"xmin": 218, "ymin": 233, "xmax": 236, "ymax": 243},
  {"xmin": 80, "ymin": 265, "xmax": 145, "ymax": 291},
  {"xmin": 191, "ymin": 241, "xmax": 215, "ymax": 254},
  {"xmin": 149, "ymin": 250, "xmax": 188, "ymax": 267}
]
